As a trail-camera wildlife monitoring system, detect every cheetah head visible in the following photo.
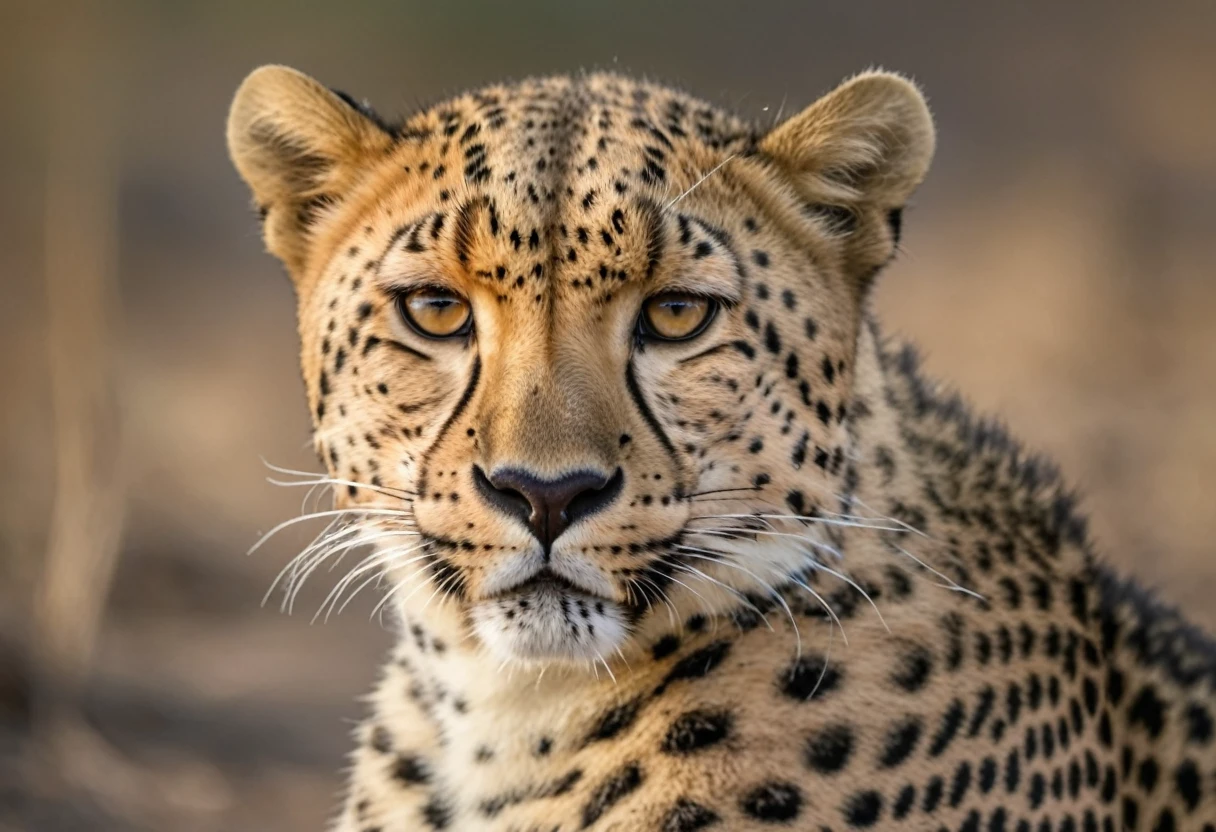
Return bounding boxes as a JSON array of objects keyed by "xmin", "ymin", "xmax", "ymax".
[{"xmin": 227, "ymin": 67, "xmax": 934, "ymax": 668}]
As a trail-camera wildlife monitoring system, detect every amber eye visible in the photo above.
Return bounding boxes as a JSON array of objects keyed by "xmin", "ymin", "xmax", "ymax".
[
  {"xmin": 397, "ymin": 287, "xmax": 472, "ymax": 338},
  {"xmin": 639, "ymin": 292, "xmax": 717, "ymax": 341}
]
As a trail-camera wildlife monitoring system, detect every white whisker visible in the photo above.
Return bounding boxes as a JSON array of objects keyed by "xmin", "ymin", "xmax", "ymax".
[
  {"xmin": 675, "ymin": 546, "xmax": 800, "ymax": 653},
  {"xmin": 806, "ymin": 561, "xmax": 889, "ymax": 634},
  {"xmin": 663, "ymin": 154, "xmax": 737, "ymax": 211},
  {"xmin": 248, "ymin": 508, "xmax": 415, "ymax": 556}
]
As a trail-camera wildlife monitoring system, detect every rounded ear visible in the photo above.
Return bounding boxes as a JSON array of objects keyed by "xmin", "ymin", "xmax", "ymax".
[
  {"xmin": 226, "ymin": 65, "xmax": 395, "ymax": 275},
  {"xmin": 761, "ymin": 70, "xmax": 935, "ymax": 208}
]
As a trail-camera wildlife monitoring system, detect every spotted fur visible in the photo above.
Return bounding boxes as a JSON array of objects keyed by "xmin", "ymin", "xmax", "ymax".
[{"xmin": 227, "ymin": 66, "xmax": 1216, "ymax": 831}]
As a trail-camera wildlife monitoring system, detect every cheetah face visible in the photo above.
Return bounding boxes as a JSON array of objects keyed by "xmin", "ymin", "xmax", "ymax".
[{"xmin": 228, "ymin": 67, "xmax": 934, "ymax": 666}]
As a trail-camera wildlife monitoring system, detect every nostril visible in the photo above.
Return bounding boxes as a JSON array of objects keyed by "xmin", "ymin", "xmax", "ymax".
[
  {"xmin": 472, "ymin": 465, "xmax": 532, "ymax": 526},
  {"xmin": 564, "ymin": 468, "xmax": 624, "ymax": 527}
]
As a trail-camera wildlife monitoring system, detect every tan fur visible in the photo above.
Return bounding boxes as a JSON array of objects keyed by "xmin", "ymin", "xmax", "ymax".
[{"xmin": 227, "ymin": 67, "xmax": 1216, "ymax": 831}]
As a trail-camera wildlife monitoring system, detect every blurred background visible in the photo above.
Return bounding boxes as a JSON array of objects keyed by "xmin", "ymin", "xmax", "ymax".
[{"xmin": 2, "ymin": 1, "xmax": 1214, "ymax": 829}]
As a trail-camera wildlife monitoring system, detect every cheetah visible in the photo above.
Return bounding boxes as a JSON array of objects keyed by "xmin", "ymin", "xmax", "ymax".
[{"xmin": 226, "ymin": 65, "xmax": 1216, "ymax": 831}]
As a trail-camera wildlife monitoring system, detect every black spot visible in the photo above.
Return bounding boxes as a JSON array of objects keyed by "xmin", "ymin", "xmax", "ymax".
[
  {"xmin": 780, "ymin": 653, "xmax": 841, "ymax": 700},
  {"xmin": 1139, "ymin": 757, "xmax": 1160, "ymax": 792},
  {"xmin": 805, "ymin": 723, "xmax": 854, "ymax": 773},
  {"xmin": 764, "ymin": 322, "xmax": 781, "ymax": 353},
  {"xmin": 662, "ymin": 799, "xmax": 720, "ymax": 832},
  {"xmin": 1005, "ymin": 747, "xmax": 1021, "ymax": 793},
  {"xmin": 891, "ymin": 643, "xmax": 933, "ymax": 692},
  {"xmin": 370, "ymin": 725, "xmax": 393, "ymax": 753},
  {"xmin": 1128, "ymin": 685, "xmax": 1167, "ymax": 738},
  {"xmin": 878, "ymin": 717, "xmax": 922, "ymax": 768},
  {"xmin": 586, "ymin": 697, "xmax": 642, "ymax": 744},
  {"xmin": 892, "ymin": 784, "xmax": 916, "ymax": 819},
  {"xmin": 979, "ymin": 756, "xmax": 998, "ymax": 793},
  {"xmin": 1122, "ymin": 795, "xmax": 1138, "ymax": 829},
  {"xmin": 663, "ymin": 710, "xmax": 733, "ymax": 754},
  {"xmin": 949, "ymin": 760, "xmax": 972, "ymax": 807},
  {"xmin": 393, "ymin": 754, "xmax": 431, "ymax": 785},
  {"xmin": 1185, "ymin": 703, "xmax": 1213, "ymax": 745},
  {"xmin": 545, "ymin": 768, "xmax": 583, "ymax": 797},
  {"xmin": 968, "ymin": 686, "xmax": 996, "ymax": 737},
  {"xmin": 1083, "ymin": 676, "xmax": 1100, "ymax": 716},
  {"xmin": 1175, "ymin": 759, "xmax": 1202, "ymax": 811},
  {"xmin": 928, "ymin": 698, "xmax": 966, "ymax": 756},
  {"xmin": 732, "ymin": 339, "xmax": 757, "ymax": 359},
  {"xmin": 1006, "ymin": 682, "xmax": 1023, "ymax": 725},
  {"xmin": 790, "ymin": 430, "xmax": 808, "ymax": 468},
  {"xmin": 660, "ymin": 641, "xmax": 731, "ymax": 690},
  {"xmin": 740, "ymin": 782, "xmax": 802, "ymax": 823},
  {"xmin": 581, "ymin": 762, "xmax": 643, "ymax": 828},
  {"xmin": 652, "ymin": 634, "xmax": 681, "ymax": 660},
  {"xmin": 922, "ymin": 776, "xmax": 943, "ymax": 812},
  {"xmin": 843, "ymin": 790, "xmax": 883, "ymax": 827},
  {"xmin": 421, "ymin": 793, "xmax": 451, "ymax": 829}
]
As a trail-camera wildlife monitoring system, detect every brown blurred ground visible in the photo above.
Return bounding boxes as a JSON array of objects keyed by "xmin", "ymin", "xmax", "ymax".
[{"xmin": 1, "ymin": 2, "xmax": 1214, "ymax": 829}]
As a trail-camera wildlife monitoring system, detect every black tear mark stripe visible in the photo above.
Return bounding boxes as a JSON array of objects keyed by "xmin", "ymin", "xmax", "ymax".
[
  {"xmin": 417, "ymin": 355, "xmax": 481, "ymax": 495},
  {"xmin": 625, "ymin": 360, "xmax": 679, "ymax": 466}
]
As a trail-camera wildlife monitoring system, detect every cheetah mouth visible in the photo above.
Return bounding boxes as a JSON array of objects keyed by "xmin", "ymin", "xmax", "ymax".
[{"xmin": 491, "ymin": 569, "xmax": 601, "ymax": 602}]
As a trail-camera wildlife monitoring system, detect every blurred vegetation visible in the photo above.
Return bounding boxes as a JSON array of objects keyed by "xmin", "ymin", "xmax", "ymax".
[{"xmin": 1, "ymin": 1, "xmax": 1214, "ymax": 829}]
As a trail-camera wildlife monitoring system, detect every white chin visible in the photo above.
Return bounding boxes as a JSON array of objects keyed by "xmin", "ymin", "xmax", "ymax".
[{"xmin": 471, "ymin": 581, "xmax": 628, "ymax": 667}]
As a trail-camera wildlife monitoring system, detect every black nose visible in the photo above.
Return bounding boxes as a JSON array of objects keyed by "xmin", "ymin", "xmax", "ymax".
[{"xmin": 473, "ymin": 466, "xmax": 624, "ymax": 554}]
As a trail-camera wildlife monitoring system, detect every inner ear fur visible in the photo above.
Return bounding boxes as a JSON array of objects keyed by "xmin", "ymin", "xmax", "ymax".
[
  {"xmin": 226, "ymin": 65, "xmax": 395, "ymax": 275},
  {"xmin": 760, "ymin": 70, "xmax": 935, "ymax": 283}
]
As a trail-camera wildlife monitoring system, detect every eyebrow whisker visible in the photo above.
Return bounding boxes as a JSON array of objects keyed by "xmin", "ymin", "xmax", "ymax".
[{"xmin": 663, "ymin": 154, "xmax": 737, "ymax": 212}]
